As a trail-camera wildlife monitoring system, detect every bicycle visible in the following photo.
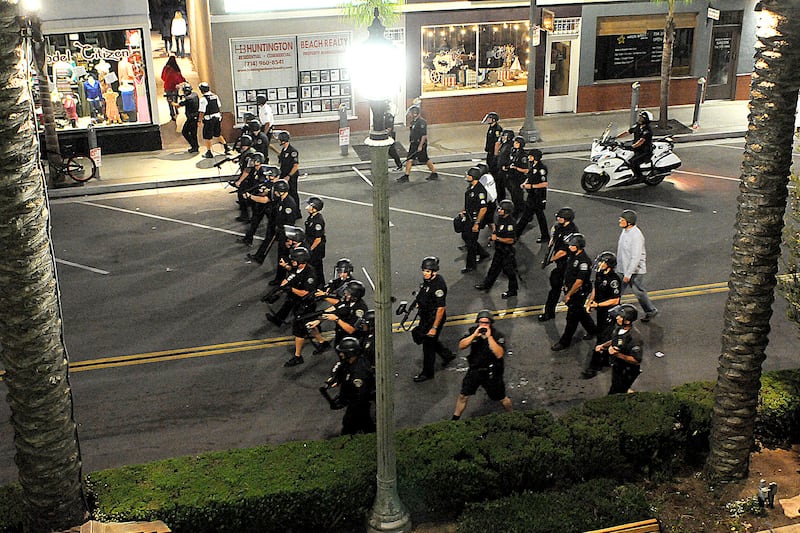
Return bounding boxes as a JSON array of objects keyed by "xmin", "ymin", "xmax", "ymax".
[{"xmin": 46, "ymin": 145, "xmax": 98, "ymax": 183}]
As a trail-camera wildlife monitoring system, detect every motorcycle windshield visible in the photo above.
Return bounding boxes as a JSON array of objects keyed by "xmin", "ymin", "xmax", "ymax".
[{"xmin": 600, "ymin": 123, "xmax": 613, "ymax": 144}]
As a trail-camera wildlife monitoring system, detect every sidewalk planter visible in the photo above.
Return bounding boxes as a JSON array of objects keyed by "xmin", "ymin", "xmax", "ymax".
[{"xmin": 0, "ymin": 369, "xmax": 797, "ymax": 533}]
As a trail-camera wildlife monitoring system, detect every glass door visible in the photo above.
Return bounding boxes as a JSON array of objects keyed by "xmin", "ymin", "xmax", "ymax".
[
  {"xmin": 544, "ymin": 34, "xmax": 579, "ymax": 113},
  {"xmin": 707, "ymin": 15, "xmax": 741, "ymax": 100}
]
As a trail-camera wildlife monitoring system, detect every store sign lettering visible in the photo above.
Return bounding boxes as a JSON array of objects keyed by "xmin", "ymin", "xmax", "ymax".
[{"xmin": 47, "ymin": 42, "xmax": 130, "ymax": 64}]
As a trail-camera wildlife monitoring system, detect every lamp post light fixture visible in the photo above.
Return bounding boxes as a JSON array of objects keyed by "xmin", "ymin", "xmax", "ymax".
[{"xmin": 349, "ymin": 8, "xmax": 411, "ymax": 533}]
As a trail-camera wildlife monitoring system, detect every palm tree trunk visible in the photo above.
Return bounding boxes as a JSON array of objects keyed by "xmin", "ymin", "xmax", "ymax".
[
  {"xmin": 658, "ymin": 10, "xmax": 675, "ymax": 130},
  {"xmin": 0, "ymin": 3, "xmax": 87, "ymax": 531},
  {"xmin": 706, "ymin": 0, "xmax": 800, "ymax": 481}
]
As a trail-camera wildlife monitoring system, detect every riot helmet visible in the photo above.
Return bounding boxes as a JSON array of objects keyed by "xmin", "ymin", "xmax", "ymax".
[
  {"xmin": 482, "ymin": 111, "xmax": 499, "ymax": 123},
  {"xmin": 336, "ymin": 336, "xmax": 361, "ymax": 357},
  {"xmin": 273, "ymin": 179, "xmax": 290, "ymax": 194},
  {"xmin": 638, "ymin": 110, "xmax": 653, "ymax": 124},
  {"xmin": 247, "ymin": 119, "xmax": 262, "ymax": 133},
  {"xmin": 420, "ymin": 256, "xmax": 440, "ymax": 272},
  {"xmin": 498, "ymin": 199, "xmax": 514, "ymax": 213},
  {"xmin": 528, "ymin": 148, "xmax": 543, "ymax": 161},
  {"xmin": 248, "ymin": 152, "xmax": 265, "ymax": 166},
  {"xmin": 290, "ymin": 246, "xmax": 311, "ymax": 264},
  {"xmin": 181, "ymin": 83, "xmax": 192, "ymax": 96},
  {"xmin": 593, "ymin": 251, "xmax": 617, "ymax": 271},
  {"xmin": 513, "ymin": 135, "xmax": 526, "ymax": 147},
  {"xmin": 466, "ymin": 167, "xmax": 482, "ymax": 181},
  {"xmin": 475, "ymin": 309, "xmax": 495, "ymax": 323},
  {"xmin": 334, "ymin": 258, "xmax": 354, "ymax": 276},
  {"xmin": 306, "ymin": 197, "xmax": 324, "ymax": 211},
  {"xmin": 610, "ymin": 304, "xmax": 638, "ymax": 323},
  {"xmin": 476, "ymin": 163, "xmax": 489, "ymax": 175},
  {"xmin": 277, "ymin": 131, "xmax": 291, "ymax": 143},
  {"xmin": 198, "ymin": 82, "xmax": 210, "ymax": 94},
  {"xmin": 556, "ymin": 207, "xmax": 575, "ymax": 221},
  {"xmin": 284, "ymin": 225, "xmax": 306, "ymax": 243},
  {"xmin": 239, "ymin": 134, "xmax": 253, "ymax": 147},
  {"xmin": 567, "ymin": 233, "xmax": 586, "ymax": 249},
  {"xmin": 344, "ymin": 280, "xmax": 366, "ymax": 300},
  {"xmin": 501, "ymin": 129, "xmax": 515, "ymax": 142}
]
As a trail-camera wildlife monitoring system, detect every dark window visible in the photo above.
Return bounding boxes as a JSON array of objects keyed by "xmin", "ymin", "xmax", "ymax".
[{"xmin": 594, "ymin": 27, "xmax": 694, "ymax": 81}]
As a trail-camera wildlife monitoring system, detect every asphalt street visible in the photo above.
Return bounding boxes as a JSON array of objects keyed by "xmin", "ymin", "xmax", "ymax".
[{"xmin": 1, "ymin": 137, "xmax": 798, "ymax": 483}]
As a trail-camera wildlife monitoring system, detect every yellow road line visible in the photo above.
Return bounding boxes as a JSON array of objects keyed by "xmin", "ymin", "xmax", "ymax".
[{"xmin": 0, "ymin": 280, "xmax": 738, "ymax": 380}]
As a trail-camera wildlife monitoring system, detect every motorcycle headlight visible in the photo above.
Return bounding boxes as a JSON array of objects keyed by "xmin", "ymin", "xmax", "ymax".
[{"xmin": 591, "ymin": 154, "xmax": 601, "ymax": 162}]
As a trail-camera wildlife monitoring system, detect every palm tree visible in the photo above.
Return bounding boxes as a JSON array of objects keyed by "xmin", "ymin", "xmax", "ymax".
[
  {"xmin": 653, "ymin": 0, "xmax": 690, "ymax": 131},
  {"xmin": 706, "ymin": 0, "xmax": 800, "ymax": 481},
  {"xmin": 338, "ymin": 0, "xmax": 403, "ymax": 27},
  {"xmin": 0, "ymin": 3, "xmax": 88, "ymax": 531}
]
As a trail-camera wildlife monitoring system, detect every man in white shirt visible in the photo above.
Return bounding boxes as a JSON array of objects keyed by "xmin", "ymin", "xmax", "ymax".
[{"xmin": 616, "ymin": 210, "xmax": 658, "ymax": 322}]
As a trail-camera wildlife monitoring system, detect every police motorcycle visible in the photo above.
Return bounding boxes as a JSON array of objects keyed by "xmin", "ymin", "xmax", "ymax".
[{"xmin": 580, "ymin": 118, "xmax": 682, "ymax": 193}]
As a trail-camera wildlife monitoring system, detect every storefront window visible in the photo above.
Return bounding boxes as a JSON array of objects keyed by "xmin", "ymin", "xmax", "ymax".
[
  {"xmin": 38, "ymin": 29, "xmax": 152, "ymax": 131},
  {"xmin": 594, "ymin": 14, "xmax": 696, "ymax": 81},
  {"xmin": 421, "ymin": 21, "xmax": 530, "ymax": 95}
]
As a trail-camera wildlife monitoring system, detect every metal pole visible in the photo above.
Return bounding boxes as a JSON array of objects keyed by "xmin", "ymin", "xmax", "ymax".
[
  {"xmin": 338, "ymin": 103, "xmax": 349, "ymax": 155},
  {"xmin": 630, "ymin": 81, "xmax": 640, "ymax": 127},
  {"xmin": 518, "ymin": 0, "xmax": 541, "ymax": 143},
  {"xmin": 366, "ymin": 99, "xmax": 411, "ymax": 533},
  {"xmin": 692, "ymin": 77, "xmax": 707, "ymax": 130}
]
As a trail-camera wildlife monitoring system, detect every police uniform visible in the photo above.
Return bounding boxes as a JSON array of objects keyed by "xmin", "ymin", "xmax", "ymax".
[
  {"xmin": 628, "ymin": 122, "xmax": 653, "ymax": 178},
  {"xmin": 279, "ymin": 143, "xmax": 301, "ymax": 206},
  {"xmin": 305, "ymin": 211, "xmax": 326, "ymax": 285},
  {"xmin": 416, "ymin": 274, "xmax": 451, "ymax": 378},
  {"xmin": 198, "ymin": 91, "xmax": 222, "ymax": 140},
  {"xmin": 507, "ymin": 146, "xmax": 528, "ymax": 216},
  {"xmin": 268, "ymin": 195, "xmax": 301, "ymax": 283},
  {"xmin": 478, "ymin": 212, "xmax": 518, "ymax": 296},
  {"xmin": 271, "ymin": 264, "xmax": 318, "ymax": 336},
  {"xmin": 177, "ymin": 91, "xmax": 199, "ymax": 151},
  {"xmin": 495, "ymin": 137, "xmax": 513, "ymax": 202},
  {"xmin": 242, "ymin": 166, "xmax": 273, "ymax": 245},
  {"xmin": 338, "ymin": 354, "xmax": 376, "ymax": 435},
  {"xmin": 543, "ymin": 220, "xmax": 579, "ymax": 319},
  {"xmin": 460, "ymin": 325, "xmax": 507, "ymax": 401},
  {"xmin": 329, "ymin": 298, "xmax": 368, "ymax": 347},
  {"xmin": 408, "ymin": 114, "xmax": 430, "ymax": 163},
  {"xmin": 593, "ymin": 270, "xmax": 622, "ymax": 342},
  {"xmin": 608, "ymin": 325, "xmax": 643, "ymax": 394},
  {"xmin": 463, "ymin": 181, "xmax": 489, "ymax": 270},
  {"xmin": 235, "ymin": 147, "xmax": 258, "ymax": 220},
  {"xmin": 516, "ymin": 159, "xmax": 549, "ymax": 241},
  {"xmin": 252, "ymin": 131, "xmax": 271, "ymax": 163},
  {"xmin": 556, "ymin": 248, "xmax": 596, "ymax": 347},
  {"xmin": 485, "ymin": 122, "xmax": 502, "ymax": 174}
]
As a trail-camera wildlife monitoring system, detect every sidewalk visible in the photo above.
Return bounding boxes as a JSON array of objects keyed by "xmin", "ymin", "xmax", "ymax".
[{"xmin": 47, "ymin": 99, "xmax": 749, "ymax": 199}]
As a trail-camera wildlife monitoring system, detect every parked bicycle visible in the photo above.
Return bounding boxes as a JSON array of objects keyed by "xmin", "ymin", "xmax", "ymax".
[{"xmin": 46, "ymin": 144, "xmax": 97, "ymax": 183}]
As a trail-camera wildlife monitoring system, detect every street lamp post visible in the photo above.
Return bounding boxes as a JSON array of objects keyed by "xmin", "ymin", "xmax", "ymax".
[
  {"xmin": 519, "ymin": 0, "xmax": 541, "ymax": 143},
  {"xmin": 350, "ymin": 9, "xmax": 411, "ymax": 533}
]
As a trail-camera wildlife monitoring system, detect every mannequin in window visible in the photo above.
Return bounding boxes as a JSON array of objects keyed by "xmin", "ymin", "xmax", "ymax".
[
  {"xmin": 103, "ymin": 86, "xmax": 121, "ymax": 124},
  {"xmin": 119, "ymin": 81, "xmax": 136, "ymax": 121},
  {"xmin": 133, "ymin": 62, "xmax": 150, "ymax": 123},
  {"xmin": 83, "ymin": 74, "xmax": 103, "ymax": 121},
  {"xmin": 95, "ymin": 59, "xmax": 111, "ymax": 81},
  {"xmin": 118, "ymin": 55, "xmax": 135, "ymax": 86},
  {"xmin": 61, "ymin": 92, "xmax": 78, "ymax": 128}
]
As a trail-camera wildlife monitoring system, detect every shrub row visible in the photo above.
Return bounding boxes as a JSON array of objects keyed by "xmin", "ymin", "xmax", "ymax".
[{"xmin": 0, "ymin": 369, "xmax": 797, "ymax": 532}]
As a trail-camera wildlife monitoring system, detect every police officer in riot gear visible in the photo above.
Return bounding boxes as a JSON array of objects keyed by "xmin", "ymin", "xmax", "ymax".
[
  {"xmin": 277, "ymin": 131, "xmax": 301, "ymax": 206},
  {"xmin": 495, "ymin": 129, "xmax": 515, "ymax": 203},
  {"xmin": 580, "ymin": 251, "xmax": 622, "ymax": 378},
  {"xmin": 482, "ymin": 111, "xmax": 502, "ymax": 175},
  {"xmin": 248, "ymin": 119, "xmax": 271, "ymax": 163},
  {"xmin": 539, "ymin": 207, "xmax": 579, "ymax": 321},
  {"xmin": 174, "ymin": 83, "xmax": 199, "ymax": 153},
  {"xmin": 247, "ymin": 179, "xmax": 300, "ymax": 268},
  {"xmin": 461, "ymin": 167, "xmax": 490, "ymax": 273},
  {"xmin": 304, "ymin": 196, "xmax": 326, "ymax": 285},
  {"xmin": 592, "ymin": 304, "xmax": 643, "ymax": 393},
  {"xmin": 516, "ymin": 148, "xmax": 549, "ymax": 243},
  {"xmin": 319, "ymin": 337, "xmax": 375, "ymax": 435},
  {"xmin": 412, "ymin": 256, "xmax": 455, "ymax": 382},
  {"xmin": 307, "ymin": 279, "xmax": 368, "ymax": 354},
  {"xmin": 506, "ymin": 136, "xmax": 528, "ymax": 216},
  {"xmin": 238, "ymin": 153, "xmax": 276, "ymax": 246},
  {"xmin": 316, "ymin": 258, "xmax": 355, "ymax": 304},
  {"xmin": 451, "ymin": 310, "xmax": 512, "ymax": 420},
  {"xmin": 475, "ymin": 199, "xmax": 518, "ymax": 299},
  {"xmin": 232, "ymin": 134, "xmax": 258, "ymax": 223},
  {"xmin": 551, "ymin": 233, "xmax": 596, "ymax": 351},
  {"xmin": 398, "ymin": 105, "xmax": 438, "ymax": 183}
]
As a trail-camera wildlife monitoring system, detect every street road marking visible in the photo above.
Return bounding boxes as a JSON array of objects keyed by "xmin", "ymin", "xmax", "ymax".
[
  {"xmin": 55, "ymin": 259, "xmax": 110, "ymax": 275},
  {"xmin": 352, "ymin": 166, "xmax": 374, "ymax": 187},
  {"xmin": 301, "ymin": 192, "xmax": 453, "ymax": 221},
  {"xmin": 77, "ymin": 201, "xmax": 254, "ymax": 239},
  {"xmin": 550, "ymin": 188, "xmax": 691, "ymax": 213},
  {"xmin": 674, "ymin": 170, "xmax": 740, "ymax": 182},
  {"xmin": 0, "ymin": 280, "xmax": 734, "ymax": 381}
]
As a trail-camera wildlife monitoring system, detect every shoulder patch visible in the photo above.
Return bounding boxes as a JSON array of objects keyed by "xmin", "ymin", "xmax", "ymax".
[
  {"xmin": 579, "ymin": 263, "xmax": 589, "ymax": 271},
  {"xmin": 315, "ymin": 224, "xmax": 323, "ymax": 230},
  {"xmin": 610, "ymin": 280, "xmax": 619, "ymax": 288},
  {"xmin": 507, "ymin": 224, "xmax": 514, "ymax": 231},
  {"xmin": 353, "ymin": 378, "xmax": 364, "ymax": 388},
  {"xmin": 434, "ymin": 289, "xmax": 444, "ymax": 298},
  {"xmin": 285, "ymin": 207, "xmax": 292, "ymax": 214},
  {"xmin": 307, "ymin": 277, "xmax": 315, "ymax": 284},
  {"xmin": 355, "ymin": 309, "xmax": 364, "ymax": 317}
]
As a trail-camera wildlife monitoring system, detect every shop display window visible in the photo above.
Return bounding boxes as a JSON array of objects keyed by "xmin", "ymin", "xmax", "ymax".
[
  {"xmin": 37, "ymin": 28, "xmax": 152, "ymax": 131},
  {"xmin": 421, "ymin": 21, "xmax": 530, "ymax": 95},
  {"xmin": 594, "ymin": 14, "xmax": 695, "ymax": 81}
]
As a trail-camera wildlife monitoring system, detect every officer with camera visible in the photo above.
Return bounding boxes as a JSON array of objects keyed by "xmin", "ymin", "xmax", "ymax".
[
  {"xmin": 451, "ymin": 310, "xmax": 513, "ymax": 420},
  {"xmin": 304, "ymin": 197, "xmax": 326, "ymax": 286},
  {"xmin": 475, "ymin": 199, "xmax": 518, "ymax": 299},
  {"xmin": 551, "ymin": 233, "xmax": 596, "ymax": 351},
  {"xmin": 461, "ymin": 167, "xmax": 490, "ymax": 274},
  {"xmin": 591, "ymin": 305, "xmax": 643, "ymax": 393},
  {"xmin": 264, "ymin": 246, "xmax": 318, "ymax": 367},
  {"xmin": 538, "ymin": 207, "xmax": 580, "ymax": 322},
  {"xmin": 319, "ymin": 337, "xmax": 375, "ymax": 435},
  {"xmin": 411, "ymin": 256, "xmax": 455, "ymax": 382}
]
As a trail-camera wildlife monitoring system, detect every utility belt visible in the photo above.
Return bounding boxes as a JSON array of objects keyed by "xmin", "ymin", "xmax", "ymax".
[{"xmin": 203, "ymin": 113, "xmax": 221, "ymax": 121}]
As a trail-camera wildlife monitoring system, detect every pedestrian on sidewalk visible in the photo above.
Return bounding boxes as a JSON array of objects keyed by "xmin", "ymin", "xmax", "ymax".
[
  {"xmin": 159, "ymin": 11, "xmax": 172, "ymax": 56},
  {"xmin": 616, "ymin": 210, "xmax": 658, "ymax": 322},
  {"xmin": 161, "ymin": 55, "xmax": 186, "ymax": 121},
  {"xmin": 397, "ymin": 105, "xmax": 438, "ymax": 183},
  {"xmin": 174, "ymin": 83, "xmax": 199, "ymax": 152},
  {"xmin": 171, "ymin": 12, "xmax": 187, "ymax": 58},
  {"xmin": 197, "ymin": 82, "xmax": 229, "ymax": 158}
]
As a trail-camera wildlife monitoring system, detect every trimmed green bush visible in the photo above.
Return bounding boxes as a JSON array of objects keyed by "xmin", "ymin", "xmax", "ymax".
[
  {"xmin": 456, "ymin": 478, "xmax": 653, "ymax": 533},
  {"xmin": 0, "ymin": 369, "xmax": 797, "ymax": 532}
]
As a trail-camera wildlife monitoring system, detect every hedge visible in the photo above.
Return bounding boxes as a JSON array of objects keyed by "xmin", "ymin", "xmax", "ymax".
[{"xmin": 0, "ymin": 369, "xmax": 798, "ymax": 532}]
